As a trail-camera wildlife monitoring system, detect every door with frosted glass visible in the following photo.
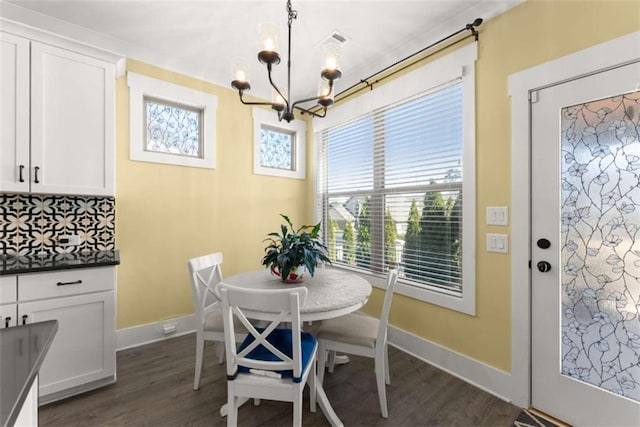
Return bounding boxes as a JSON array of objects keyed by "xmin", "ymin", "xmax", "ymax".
[{"xmin": 531, "ymin": 61, "xmax": 640, "ymax": 426}]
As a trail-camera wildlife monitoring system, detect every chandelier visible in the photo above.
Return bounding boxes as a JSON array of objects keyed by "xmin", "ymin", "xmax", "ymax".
[{"xmin": 230, "ymin": 0, "xmax": 342, "ymax": 123}]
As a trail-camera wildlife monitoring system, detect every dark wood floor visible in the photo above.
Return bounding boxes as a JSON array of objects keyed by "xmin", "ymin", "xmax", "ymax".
[{"xmin": 40, "ymin": 333, "xmax": 522, "ymax": 426}]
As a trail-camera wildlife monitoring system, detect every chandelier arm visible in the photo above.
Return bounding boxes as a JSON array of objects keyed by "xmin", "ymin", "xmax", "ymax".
[
  {"xmin": 266, "ymin": 63, "xmax": 290, "ymax": 110},
  {"xmin": 293, "ymin": 104, "xmax": 326, "ymax": 118},
  {"xmin": 291, "ymin": 95, "xmax": 327, "ymax": 111},
  {"xmin": 237, "ymin": 90, "xmax": 275, "ymax": 107}
]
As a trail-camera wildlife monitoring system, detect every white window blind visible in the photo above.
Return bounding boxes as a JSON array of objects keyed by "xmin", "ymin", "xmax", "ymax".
[{"xmin": 319, "ymin": 79, "xmax": 464, "ymax": 294}]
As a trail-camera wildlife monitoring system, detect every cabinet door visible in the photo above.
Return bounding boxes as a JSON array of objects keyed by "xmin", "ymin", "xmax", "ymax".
[
  {"xmin": 30, "ymin": 41, "xmax": 115, "ymax": 196},
  {"xmin": 0, "ymin": 304, "xmax": 17, "ymax": 328},
  {"xmin": 0, "ymin": 32, "xmax": 30, "ymax": 192},
  {"xmin": 19, "ymin": 291, "xmax": 116, "ymax": 397}
]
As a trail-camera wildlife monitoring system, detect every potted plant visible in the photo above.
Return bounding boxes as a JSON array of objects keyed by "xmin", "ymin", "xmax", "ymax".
[{"xmin": 262, "ymin": 214, "xmax": 331, "ymax": 283}]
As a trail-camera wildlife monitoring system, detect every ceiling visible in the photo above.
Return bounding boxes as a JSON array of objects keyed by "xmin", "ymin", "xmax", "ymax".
[{"xmin": 1, "ymin": 0, "xmax": 523, "ymax": 103}]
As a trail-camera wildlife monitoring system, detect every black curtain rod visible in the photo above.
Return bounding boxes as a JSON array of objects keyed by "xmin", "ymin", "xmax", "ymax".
[{"xmin": 304, "ymin": 18, "xmax": 483, "ymax": 115}]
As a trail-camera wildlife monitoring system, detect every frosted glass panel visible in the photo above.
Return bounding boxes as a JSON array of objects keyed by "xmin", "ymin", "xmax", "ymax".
[
  {"xmin": 145, "ymin": 99, "xmax": 201, "ymax": 157},
  {"xmin": 260, "ymin": 127, "xmax": 294, "ymax": 170},
  {"xmin": 561, "ymin": 91, "xmax": 640, "ymax": 402}
]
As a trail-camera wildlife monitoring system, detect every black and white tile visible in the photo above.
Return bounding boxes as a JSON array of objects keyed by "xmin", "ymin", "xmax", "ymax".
[{"xmin": 0, "ymin": 193, "xmax": 115, "ymax": 256}]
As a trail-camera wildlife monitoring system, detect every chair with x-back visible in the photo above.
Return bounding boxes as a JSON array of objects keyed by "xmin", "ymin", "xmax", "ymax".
[
  {"xmin": 188, "ymin": 252, "xmax": 247, "ymax": 390},
  {"xmin": 316, "ymin": 269, "xmax": 399, "ymax": 418},
  {"xmin": 218, "ymin": 282, "xmax": 322, "ymax": 427}
]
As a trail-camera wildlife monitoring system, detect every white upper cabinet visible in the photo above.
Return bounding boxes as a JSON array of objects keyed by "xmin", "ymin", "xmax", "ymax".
[
  {"xmin": 0, "ymin": 32, "xmax": 115, "ymax": 196},
  {"xmin": 0, "ymin": 32, "xmax": 30, "ymax": 192}
]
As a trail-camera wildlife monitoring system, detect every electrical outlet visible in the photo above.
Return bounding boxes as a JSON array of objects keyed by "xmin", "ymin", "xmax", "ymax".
[
  {"xmin": 58, "ymin": 234, "xmax": 81, "ymax": 246},
  {"xmin": 161, "ymin": 322, "xmax": 177, "ymax": 335}
]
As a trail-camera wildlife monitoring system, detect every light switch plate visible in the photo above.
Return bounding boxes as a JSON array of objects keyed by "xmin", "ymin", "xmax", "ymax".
[
  {"xmin": 487, "ymin": 207, "xmax": 509, "ymax": 226},
  {"xmin": 487, "ymin": 233, "xmax": 508, "ymax": 253}
]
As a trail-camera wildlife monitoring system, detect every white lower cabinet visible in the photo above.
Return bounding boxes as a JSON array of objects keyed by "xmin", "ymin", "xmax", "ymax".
[{"xmin": 16, "ymin": 267, "xmax": 116, "ymax": 403}]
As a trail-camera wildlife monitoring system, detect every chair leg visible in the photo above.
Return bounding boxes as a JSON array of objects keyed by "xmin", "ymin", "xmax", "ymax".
[
  {"xmin": 215, "ymin": 341, "xmax": 225, "ymax": 364},
  {"xmin": 309, "ymin": 362, "xmax": 317, "ymax": 413},
  {"xmin": 226, "ymin": 384, "xmax": 238, "ymax": 427},
  {"xmin": 375, "ymin": 353, "xmax": 389, "ymax": 418},
  {"xmin": 293, "ymin": 392, "xmax": 303, "ymax": 427},
  {"xmin": 194, "ymin": 333, "xmax": 204, "ymax": 390},
  {"xmin": 384, "ymin": 344, "xmax": 390, "ymax": 385},
  {"xmin": 327, "ymin": 350, "xmax": 336, "ymax": 373},
  {"xmin": 317, "ymin": 346, "xmax": 328, "ymax": 386}
]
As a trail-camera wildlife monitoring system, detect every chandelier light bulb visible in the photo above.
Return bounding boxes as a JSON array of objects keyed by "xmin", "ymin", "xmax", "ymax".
[
  {"xmin": 258, "ymin": 23, "xmax": 281, "ymax": 65},
  {"xmin": 272, "ymin": 90, "xmax": 286, "ymax": 112},
  {"xmin": 318, "ymin": 80, "xmax": 334, "ymax": 107},
  {"xmin": 231, "ymin": 59, "xmax": 251, "ymax": 91},
  {"xmin": 321, "ymin": 41, "xmax": 342, "ymax": 81}
]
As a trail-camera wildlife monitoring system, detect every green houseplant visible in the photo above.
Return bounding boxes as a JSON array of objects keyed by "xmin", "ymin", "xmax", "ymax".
[{"xmin": 262, "ymin": 214, "xmax": 331, "ymax": 283}]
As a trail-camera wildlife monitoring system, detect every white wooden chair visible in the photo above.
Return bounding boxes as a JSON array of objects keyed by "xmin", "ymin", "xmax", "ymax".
[
  {"xmin": 218, "ymin": 282, "xmax": 325, "ymax": 427},
  {"xmin": 187, "ymin": 252, "xmax": 247, "ymax": 390},
  {"xmin": 316, "ymin": 269, "xmax": 399, "ymax": 418}
]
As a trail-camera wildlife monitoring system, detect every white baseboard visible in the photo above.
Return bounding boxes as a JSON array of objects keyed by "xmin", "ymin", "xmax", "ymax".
[
  {"xmin": 116, "ymin": 314, "xmax": 195, "ymax": 351},
  {"xmin": 115, "ymin": 313, "xmax": 520, "ymax": 406},
  {"xmin": 388, "ymin": 325, "xmax": 518, "ymax": 405}
]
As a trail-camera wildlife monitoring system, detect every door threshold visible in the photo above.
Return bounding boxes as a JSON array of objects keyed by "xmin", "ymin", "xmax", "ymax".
[{"xmin": 528, "ymin": 408, "xmax": 572, "ymax": 427}]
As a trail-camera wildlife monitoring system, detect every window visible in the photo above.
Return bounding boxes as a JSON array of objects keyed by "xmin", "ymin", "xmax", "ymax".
[
  {"xmin": 316, "ymin": 43, "xmax": 476, "ymax": 314},
  {"xmin": 253, "ymin": 107, "xmax": 306, "ymax": 179},
  {"xmin": 260, "ymin": 126, "xmax": 295, "ymax": 170},
  {"xmin": 127, "ymin": 72, "xmax": 217, "ymax": 168},
  {"xmin": 144, "ymin": 97, "xmax": 202, "ymax": 157}
]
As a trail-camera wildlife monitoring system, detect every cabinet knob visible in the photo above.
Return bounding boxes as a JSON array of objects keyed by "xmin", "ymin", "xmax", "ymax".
[
  {"xmin": 18, "ymin": 165, "xmax": 25, "ymax": 183},
  {"xmin": 34, "ymin": 166, "xmax": 40, "ymax": 184},
  {"xmin": 22, "ymin": 314, "xmax": 28, "ymax": 325},
  {"xmin": 4, "ymin": 317, "xmax": 11, "ymax": 328}
]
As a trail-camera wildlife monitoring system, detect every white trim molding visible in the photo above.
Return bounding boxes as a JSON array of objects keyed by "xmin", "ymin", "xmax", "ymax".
[
  {"xmin": 116, "ymin": 314, "xmax": 195, "ymax": 351},
  {"xmin": 388, "ymin": 325, "xmax": 514, "ymax": 404},
  {"xmin": 127, "ymin": 72, "xmax": 217, "ymax": 169},
  {"xmin": 507, "ymin": 31, "xmax": 640, "ymax": 408}
]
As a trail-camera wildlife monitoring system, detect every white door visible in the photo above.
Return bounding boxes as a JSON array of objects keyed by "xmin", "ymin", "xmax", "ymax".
[{"xmin": 532, "ymin": 61, "xmax": 640, "ymax": 426}]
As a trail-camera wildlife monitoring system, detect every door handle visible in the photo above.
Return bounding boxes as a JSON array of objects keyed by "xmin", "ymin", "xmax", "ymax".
[{"xmin": 537, "ymin": 261, "xmax": 552, "ymax": 272}]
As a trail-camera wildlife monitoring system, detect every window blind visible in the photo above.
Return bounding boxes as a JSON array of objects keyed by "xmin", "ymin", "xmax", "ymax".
[{"xmin": 319, "ymin": 79, "xmax": 463, "ymax": 293}]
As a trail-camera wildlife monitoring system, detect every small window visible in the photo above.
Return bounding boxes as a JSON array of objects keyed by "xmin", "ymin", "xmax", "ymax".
[
  {"xmin": 127, "ymin": 72, "xmax": 217, "ymax": 169},
  {"xmin": 253, "ymin": 107, "xmax": 306, "ymax": 179},
  {"xmin": 144, "ymin": 97, "xmax": 203, "ymax": 157},
  {"xmin": 260, "ymin": 125, "xmax": 295, "ymax": 170}
]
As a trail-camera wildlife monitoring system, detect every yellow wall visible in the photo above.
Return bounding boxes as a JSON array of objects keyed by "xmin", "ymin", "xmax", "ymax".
[
  {"xmin": 115, "ymin": 60, "xmax": 314, "ymax": 329},
  {"xmin": 115, "ymin": 0, "xmax": 640, "ymax": 374},
  {"xmin": 359, "ymin": 0, "xmax": 640, "ymax": 372}
]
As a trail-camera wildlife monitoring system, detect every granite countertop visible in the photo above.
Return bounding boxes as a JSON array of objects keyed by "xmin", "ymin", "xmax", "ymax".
[
  {"xmin": 0, "ymin": 320, "xmax": 58, "ymax": 427},
  {"xmin": 0, "ymin": 250, "xmax": 120, "ymax": 276}
]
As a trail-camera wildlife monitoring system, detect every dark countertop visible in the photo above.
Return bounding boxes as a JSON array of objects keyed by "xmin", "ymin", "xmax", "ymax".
[
  {"xmin": 0, "ymin": 320, "xmax": 58, "ymax": 427},
  {"xmin": 0, "ymin": 250, "xmax": 120, "ymax": 276}
]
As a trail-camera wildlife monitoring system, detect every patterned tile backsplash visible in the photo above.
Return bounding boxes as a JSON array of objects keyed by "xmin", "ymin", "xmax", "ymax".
[{"xmin": 0, "ymin": 193, "xmax": 115, "ymax": 256}]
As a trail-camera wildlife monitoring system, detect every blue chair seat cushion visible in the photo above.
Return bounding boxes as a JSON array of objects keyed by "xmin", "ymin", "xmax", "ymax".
[{"xmin": 236, "ymin": 328, "xmax": 317, "ymax": 383}]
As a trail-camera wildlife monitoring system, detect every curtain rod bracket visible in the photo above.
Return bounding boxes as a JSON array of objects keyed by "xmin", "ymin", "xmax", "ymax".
[{"xmin": 360, "ymin": 79, "xmax": 373, "ymax": 91}]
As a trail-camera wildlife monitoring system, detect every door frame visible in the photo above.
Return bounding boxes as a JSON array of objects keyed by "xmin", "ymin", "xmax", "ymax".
[{"xmin": 507, "ymin": 31, "xmax": 640, "ymax": 409}]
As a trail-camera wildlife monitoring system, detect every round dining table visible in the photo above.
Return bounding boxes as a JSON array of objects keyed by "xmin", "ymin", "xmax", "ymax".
[
  {"xmin": 217, "ymin": 267, "xmax": 372, "ymax": 427},
  {"xmin": 221, "ymin": 267, "xmax": 372, "ymax": 322}
]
